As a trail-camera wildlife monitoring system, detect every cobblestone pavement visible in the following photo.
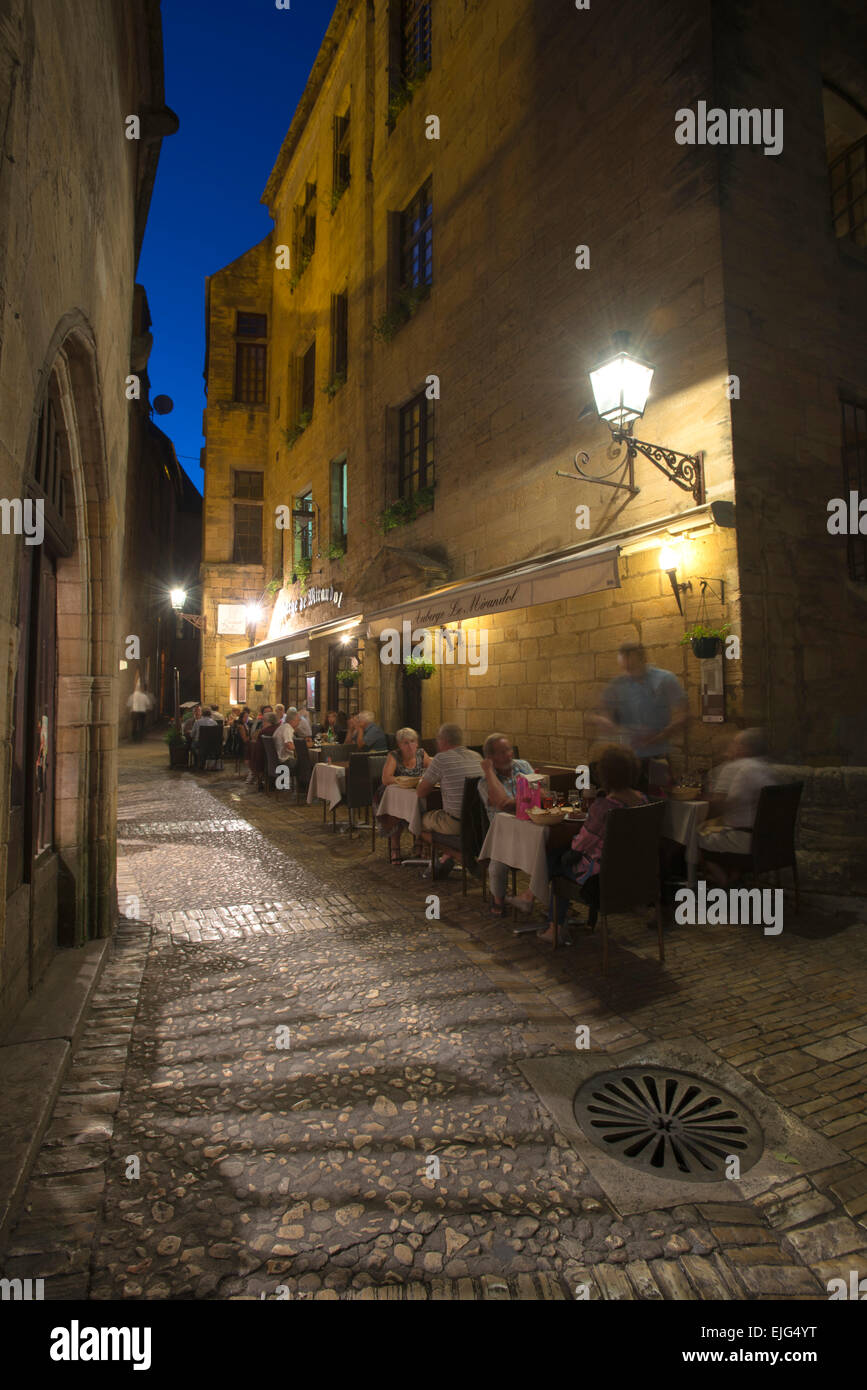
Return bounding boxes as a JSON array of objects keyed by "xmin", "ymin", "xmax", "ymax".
[{"xmin": 3, "ymin": 736, "xmax": 867, "ymax": 1300}]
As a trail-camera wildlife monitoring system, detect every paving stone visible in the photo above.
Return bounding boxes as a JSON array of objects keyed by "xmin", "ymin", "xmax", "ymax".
[{"xmin": 785, "ymin": 1218, "xmax": 867, "ymax": 1264}]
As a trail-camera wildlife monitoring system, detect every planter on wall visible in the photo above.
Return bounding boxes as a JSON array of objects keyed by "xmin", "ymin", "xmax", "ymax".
[{"xmin": 691, "ymin": 636, "xmax": 722, "ymax": 659}]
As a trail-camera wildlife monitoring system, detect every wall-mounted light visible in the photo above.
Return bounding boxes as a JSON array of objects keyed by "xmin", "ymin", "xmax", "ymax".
[
  {"xmin": 659, "ymin": 542, "xmax": 692, "ymax": 616},
  {"xmin": 559, "ymin": 334, "xmax": 705, "ymax": 505},
  {"xmin": 170, "ymin": 587, "xmax": 187, "ymax": 610},
  {"xmin": 169, "ymin": 585, "xmax": 206, "ymax": 632}
]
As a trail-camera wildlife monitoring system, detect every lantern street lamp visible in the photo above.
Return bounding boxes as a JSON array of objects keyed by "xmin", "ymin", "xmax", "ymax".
[
  {"xmin": 170, "ymin": 587, "xmax": 186, "ymax": 610},
  {"xmin": 559, "ymin": 335, "xmax": 705, "ymax": 504},
  {"xmin": 587, "ymin": 341, "xmax": 704, "ymax": 503}
]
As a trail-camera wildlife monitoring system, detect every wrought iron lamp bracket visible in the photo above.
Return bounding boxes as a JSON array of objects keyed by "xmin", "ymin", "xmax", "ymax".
[
  {"xmin": 180, "ymin": 612, "xmax": 206, "ymax": 633},
  {"xmin": 612, "ymin": 427, "xmax": 705, "ymax": 506},
  {"xmin": 556, "ymin": 445, "xmax": 640, "ymax": 496}
]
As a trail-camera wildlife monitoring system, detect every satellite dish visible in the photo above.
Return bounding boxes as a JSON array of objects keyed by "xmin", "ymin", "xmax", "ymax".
[{"xmin": 152, "ymin": 395, "xmax": 174, "ymax": 415}]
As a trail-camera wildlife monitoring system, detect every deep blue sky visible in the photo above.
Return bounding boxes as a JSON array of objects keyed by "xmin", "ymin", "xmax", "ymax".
[{"xmin": 138, "ymin": 0, "xmax": 335, "ymax": 495}]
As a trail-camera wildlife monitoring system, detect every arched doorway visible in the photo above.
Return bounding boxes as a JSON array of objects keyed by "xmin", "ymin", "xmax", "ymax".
[{"xmin": 5, "ymin": 321, "xmax": 113, "ymax": 1010}]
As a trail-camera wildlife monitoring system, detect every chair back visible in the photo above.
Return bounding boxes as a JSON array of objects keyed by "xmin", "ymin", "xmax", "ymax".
[
  {"xmin": 197, "ymin": 725, "xmax": 223, "ymax": 764},
  {"xmin": 347, "ymin": 752, "xmax": 375, "ymax": 810},
  {"xmin": 386, "ymin": 732, "xmax": 398, "ymax": 751},
  {"xmin": 421, "ymin": 739, "xmax": 438, "ymax": 757},
  {"xmin": 367, "ymin": 753, "xmax": 387, "ymax": 799},
  {"xmin": 467, "ymin": 745, "xmax": 484, "ymax": 755},
  {"xmin": 750, "ymin": 781, "xmax": 803, "ymax": 873},
  {"xmin": 459, "ymin": 776, "xmax": 487, "ymax": 877},
  {"xmin": 294, "ymin": 738, "xmax": 313, "ymax": 791},
  {"xmin": 598, "ymin": 800, "xmax": 666, "ymax": 913},
  {"xmin": 262, "ymin": 734, "xmax": 279, "ymax": 780}
]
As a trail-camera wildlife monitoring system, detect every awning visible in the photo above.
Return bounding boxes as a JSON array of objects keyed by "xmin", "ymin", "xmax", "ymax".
[
  {"xmin": 224, "ymin": 612, "xmax": 364, "ymax": 669},
  {"xmin": 364, "ymin": 545, "xmax": 620, "ymax": 637}
]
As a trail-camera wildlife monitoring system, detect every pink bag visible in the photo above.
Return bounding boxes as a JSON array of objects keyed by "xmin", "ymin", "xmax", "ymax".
[{"xmin": 515, "ymin": 774, "xmax": 541, "ymax": 821}]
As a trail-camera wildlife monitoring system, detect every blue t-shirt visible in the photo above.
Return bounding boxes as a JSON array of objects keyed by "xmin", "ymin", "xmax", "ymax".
[
  {"xmin": 362, "ymin": 722, "xmax": 388, "ymax": 752},
  {"xmin": 478, "ymin": 758, "xmax": 535, "ymax": 822},
  {"xmin": 602, "ymin": 666, "xmax": 685, "ymax": 757}
]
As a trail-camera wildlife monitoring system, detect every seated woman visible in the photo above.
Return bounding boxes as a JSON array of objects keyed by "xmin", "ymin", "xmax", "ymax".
[
  {"xmin": 540, "ymin": 743, "xmax": 647, "ymax": 944},
  {"xmin": 375, "ymin": 727, "xmax": 431, "ymax": 864}
]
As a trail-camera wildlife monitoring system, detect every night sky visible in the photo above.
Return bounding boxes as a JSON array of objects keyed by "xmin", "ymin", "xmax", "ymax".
[{"xmin": 138, "ymin": 0, "xmax": 334, "ymax": 495}]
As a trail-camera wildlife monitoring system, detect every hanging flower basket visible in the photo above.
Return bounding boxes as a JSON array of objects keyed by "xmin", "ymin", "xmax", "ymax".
[
  {"xmin": 679, "ymin": 622, "xmax": 730, "ymax": 659},
  {"xmin": 404, "ymin": 659, "xmax": 435, "ymax": 680},
  {"xmin": 336, "ymin": 668, "xmax": 361, "ymax": 687}
]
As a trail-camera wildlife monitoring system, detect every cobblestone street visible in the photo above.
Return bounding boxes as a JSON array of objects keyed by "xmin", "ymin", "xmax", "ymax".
[{"xmin": 4, "ymin": 735, "xmax": 867, "ymax": 1301}]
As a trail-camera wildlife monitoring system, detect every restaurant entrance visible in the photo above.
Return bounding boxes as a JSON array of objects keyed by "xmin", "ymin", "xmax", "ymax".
[
  {"xmin": 328, "ymin": 638, "xmax": 360, "ymax": 718},
  {"xmin": 401, "ymin": 669, "xmax": 422, "ymax": 734}
]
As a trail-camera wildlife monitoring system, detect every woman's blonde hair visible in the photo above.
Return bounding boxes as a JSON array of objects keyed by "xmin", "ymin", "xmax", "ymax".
[{"xmin": 395, "ymin": 727, "xmax": 419, "ymax": 744}]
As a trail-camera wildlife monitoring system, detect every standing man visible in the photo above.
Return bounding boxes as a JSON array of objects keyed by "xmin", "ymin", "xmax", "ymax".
[
  {"xmin": 591, "ymin": 642, "xmax": 687, "ymax": 794},
  {"xmin": 127, "ymin": 682, "xmax": 150, "ymax": 742}
]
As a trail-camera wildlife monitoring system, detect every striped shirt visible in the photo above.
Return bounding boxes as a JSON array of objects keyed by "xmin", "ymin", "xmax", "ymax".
[{"xmin": 424, "ymin": 746, "xmax": 483, "ymax": 817}]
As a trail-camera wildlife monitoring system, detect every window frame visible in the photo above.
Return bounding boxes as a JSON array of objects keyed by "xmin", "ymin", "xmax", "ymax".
[
  {"xmin": 233, "ymin": 310, "xmax": 268, "ymax": 405},
  {"xmin": 397, "ymin": 390, "xmax": 435, "ymax": 500},
  {"xmin": 400, "ymin": 178, "xmax": 433, "ymax": 293},
  {"xmin": 232, "ymin": 503, "xmax": 263, "ymax": 566}
]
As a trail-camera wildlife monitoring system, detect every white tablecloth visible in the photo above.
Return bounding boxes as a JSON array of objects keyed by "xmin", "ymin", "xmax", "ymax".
[
  {"xmin": 663, "ymin": 799, "xmax": 710, "ymax": 884},
  {"xmin": 377, "ymin": 784, "xmax": 424, "ymax": 836},
  {"xmin": 307, "ymin": 762, "xmax": 346, "ymax": 811},
  {"xmin": 478, "ymin": 812, "xmax": 555, "ymax": 904}
]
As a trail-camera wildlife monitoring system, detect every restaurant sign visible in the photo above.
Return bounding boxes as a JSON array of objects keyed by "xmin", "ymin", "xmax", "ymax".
[
  {"xmin": 366, "ymin": 549, "xmax": 620, "ymax": 636},
  {"xmin": 285, "ymin": 584, "xmax": 344, "ymax": 619},
  {"xmin": 217, "ymin": 604, "xmax": 247, "ymax": 636}
]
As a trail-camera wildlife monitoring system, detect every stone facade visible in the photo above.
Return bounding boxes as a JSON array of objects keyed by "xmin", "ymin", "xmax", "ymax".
[
  {"xmin": 0, "ymin": 1, "xmax": 174, "ymax": 1031},
  {"xmin": 201, "ymin": 1, "xmax": 866, "ymax": 875}
]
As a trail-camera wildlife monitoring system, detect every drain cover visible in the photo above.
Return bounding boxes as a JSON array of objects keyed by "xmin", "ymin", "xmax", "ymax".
[{"xmin": 573, "ymin": 1066, "xmax": 763, "ymax": 1182}]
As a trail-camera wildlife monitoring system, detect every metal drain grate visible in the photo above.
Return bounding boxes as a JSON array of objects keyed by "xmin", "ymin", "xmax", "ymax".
[{"xmin": 573, "ymin": 1066, "xmax": 763, "ymax": 1182}]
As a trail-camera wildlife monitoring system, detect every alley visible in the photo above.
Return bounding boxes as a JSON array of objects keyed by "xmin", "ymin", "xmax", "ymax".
[{"xmin": 3, "ymin": 735, "xmax": 867, "ymax": 1301}]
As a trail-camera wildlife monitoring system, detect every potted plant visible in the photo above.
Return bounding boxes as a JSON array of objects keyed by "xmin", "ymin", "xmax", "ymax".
[
  {"xmin": 404, "ymin": 659, "xmax": 435, "ymax": 680},
  {"xmin": 165, "ymin": 725, "xmax": 188, "ymax": 768},
  {"xmin": 679, "ymin": 622, "xmax": 731, "ymax": 658},
  {"xmin": 327, "ymin": 541, "xmax": 346, "ymax": 561},
  {"xmin": 336, "ymin": 668, "xmax": 361, "ymax": 687}
]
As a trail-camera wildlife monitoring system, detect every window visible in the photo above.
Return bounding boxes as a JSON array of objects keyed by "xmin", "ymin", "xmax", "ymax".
[
  {"xmin": 842, "ymin": 398, "xmax": 867, "ymax": 582},
  {"xmin": 398, "ymin": 392, "xmax": 435, "ymax": 499},
  {"xmin": 233, "ymin": 470, "xmax": 263, "ymax": 500},
  {"xmin": 402, "ymin": 0, "xmax": 432, "ymax": 80},
  {"xmin": 331, "ymin": 293, "xmax": 348, "ymax": 381},
  {"xmin": 330, "ymin": 457, "xmax": 348, "ymax": 548},
  {"xmin": 295, "ymin": 489, "xmax": 314, "ymax": 564},
  {"xmin": 295, "ymin": 180, "xmax": 317, "ymax": 274},
  {"xmin": 234, "ymin": 311, "xmax": 268, "ymax": 404},
  {"xmin": 233, "ymin": 504, "xmax": 263, "ymax": 565},
  {"xmin": 282, "ymin": 658, "xmax": 308, "ymax": 711},
  {"xmin": 400, "ymin": 179, "xmax": 433, "ymax": 291},
  {"xmin": 301, "ymin": 340, "xmax": 316, "ymax": 419},
  {"xmin": 824, "ymin": 86, "xmax": 867, "ymax": 249},
  {"xmin": 333, "ymin": 110, "xmax": 350, "ymax": 202},
  {"xmin": 229, "ymin": 666, "xmax": 247, "ymax": 705}
]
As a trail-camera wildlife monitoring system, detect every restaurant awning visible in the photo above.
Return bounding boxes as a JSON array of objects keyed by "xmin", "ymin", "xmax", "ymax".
[
  {"xmin": 223, "ymin": 612, "xmax": 364, "ymax": 669},
  {"xmin": 364, "ymin": 545, "xmax": 620, "ymax": 637}
]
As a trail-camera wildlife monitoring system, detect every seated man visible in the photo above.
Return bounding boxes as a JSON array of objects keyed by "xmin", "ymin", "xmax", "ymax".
[
  {"xmin": 296, "ymin": 704, "xmax": 313, "ymax": 739},
  {"xmin": 416, "ymin": 724, "xmax": 483, "ymax": 880},
  {"xmin": 698, "ymin": 727, "xmax": 776, "ymax": 879},
  {"xmin": 350, "ymin": 709, "xmax": 388, "ymax": 753},
  {"xmin": 478, "ymin": 733, "xmax": 536, "ymax": 917},
  {"xmin": 193, "ymin": 705, "xmax": 218, "ymax": 767},
  {"xmin": 273, "ymin": 712, "xmax": 295, "ymax": 765}
]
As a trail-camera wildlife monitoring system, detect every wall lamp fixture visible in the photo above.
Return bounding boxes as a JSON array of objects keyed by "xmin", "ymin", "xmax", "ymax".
[{"xmin": 558, "ymin": 335, "xmax": 705, "ymax": 506}]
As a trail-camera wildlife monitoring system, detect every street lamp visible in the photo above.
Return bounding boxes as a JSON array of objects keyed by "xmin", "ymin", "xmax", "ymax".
[
  {"xmin": 659, "ymin": 541, "xmax": 692, "ymax": 616},
  {"xmin": 170, "ymin": 588, "xmax": 186, "ymax": 610},
  {"xmin": 559, "ymin": 336, "xmax": 705, "ymax": 504}
]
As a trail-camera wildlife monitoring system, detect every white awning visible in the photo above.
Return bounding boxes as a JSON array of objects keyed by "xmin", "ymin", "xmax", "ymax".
[
  {"xmin": 224, "ymin": 613, "xmax": 364, "ymax": 668},
  {"xmin": 364, "ymin": 545, "xmax": 620, "ymax": 637}
]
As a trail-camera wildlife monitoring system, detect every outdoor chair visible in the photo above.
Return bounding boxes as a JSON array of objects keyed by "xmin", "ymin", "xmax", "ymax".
[
  {"xmin": 551, "ymin": 799, "xmax": 666, "ymax": 974},
  {"xmin": 340, "ymin": 752, "xmax": 377, "ymax": 836},
  {"xmin": 262, "ymin": 735, "xmax": 293, "ymax": 797},
  {"xmin": 429, "ymin": 776, "xmax": 489, "ymax": 898},
  {"xmin": 367, "ymin": 753, "xmax": 387, "ymax": 851},
  {"xmin": 420, "ymin": 739, "xmax": 438, "ymax": 757},
  {"xmin": 195, "ymin": 725, "xmax": 223, "ymax": 772},
  {"xmin": 701, "ymin": 781, "xmax": 803, "ymax": 913},
  {"xmin": 294, "ymin": 739, "xmax": 314, "ymax": 803}
]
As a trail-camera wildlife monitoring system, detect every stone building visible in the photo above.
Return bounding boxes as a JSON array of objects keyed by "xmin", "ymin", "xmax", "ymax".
[
  {"xmin": 201, "ymin": 0, "xmax": 866, "ymax": 881},
  {"xmin": 0, "ymin": 1, "xmax": 176, "ymax": 1028},
  {"xmin": 120, "ymin": 287, "xmax": 202, "ymax": 739}
]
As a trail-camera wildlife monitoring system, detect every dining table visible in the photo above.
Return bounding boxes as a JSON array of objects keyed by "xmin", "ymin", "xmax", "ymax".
[
  {"xmin": 477, "ymin": 810, "xmax": 586, "ymax": 906},
  {"xmin": 662, "ymin": 798, "xmax": 710, "ymax": 886},
  {"xmin": 306, "ymin": 760, "xmax": 346, "ymax": 812},
  {"xmin": 376, "ymin": 783, "xmax": 426, "ymax": 836}
]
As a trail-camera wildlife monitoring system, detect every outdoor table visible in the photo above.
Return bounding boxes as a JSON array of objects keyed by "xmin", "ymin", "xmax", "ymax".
[
  {"xmin": 478, "ymin": 811, "xmax": 582, "ymax": 905},
  {"xmin": 662, "ymin": 798, "xmax": 709, "ymax": 886},
  {"xmin": 307, "ymin": 761, "xmax": 345, "ymax": 812},
  {"xmin": 377, "ymin": 784, "xmax": 426, "ymax": 836}
]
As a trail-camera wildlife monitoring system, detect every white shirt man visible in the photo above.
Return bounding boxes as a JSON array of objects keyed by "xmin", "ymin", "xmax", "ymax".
[
  {"xmin": 273, "ymin": 718, "xmax": 295, "ymax": 762},
  {"xmin": 698, "ymin": 729, "xmax": 777, "ymax": 855}
]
